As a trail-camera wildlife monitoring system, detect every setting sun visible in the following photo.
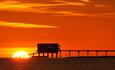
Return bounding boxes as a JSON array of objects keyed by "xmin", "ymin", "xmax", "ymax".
[{"xmin": 12, "ymin": 51, "xmax": 30, "ymax": 58}]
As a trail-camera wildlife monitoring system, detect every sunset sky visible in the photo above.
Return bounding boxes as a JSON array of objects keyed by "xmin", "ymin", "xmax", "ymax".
[{"xmin": 0, "ymin": 0, "xmax": 115, "ymax": 58}]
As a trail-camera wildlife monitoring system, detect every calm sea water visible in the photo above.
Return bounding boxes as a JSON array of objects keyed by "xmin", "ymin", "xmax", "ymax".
[{"xmin": 0, "ymin": 58, "xmax": 115, "ymax": 70}]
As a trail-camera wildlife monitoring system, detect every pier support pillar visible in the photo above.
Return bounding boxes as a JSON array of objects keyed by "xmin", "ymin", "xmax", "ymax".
[
  {"xmin": 96, "ymin": 51, "xmax": 99, "ymax": 56},
  {"xmin": 78, "ymin": 51, "xmax": 80, "ymax": 57},
  {"xmin": 105, "ymin": 51, "xmax": 108, "ymax": 56},
  {"xmin": 56, "ymin": 53, "xmax": 58, "ymax": 58},
  {"xmin": 69, "ymin": 50, "xmax": 71, "ymax": 57},
  {"xmin": 47, "ymin": 53, "xmax": 49, "ymax": 58},
  {"xmin": 51, "ymin": 53, "xmax": 53, "ymax": 58},
  {"xmin": 60, "ymin": 51, "xmax": 62, "ymax": 58},
  {"xmin": 38, "ymin": 53, "xmax": 40, "ymax": 57},
  {"xmin": 87, "ymin": 50, "xmax": 89, "ymax": 56}
]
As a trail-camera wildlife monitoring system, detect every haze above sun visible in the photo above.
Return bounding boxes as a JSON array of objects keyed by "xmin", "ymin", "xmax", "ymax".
[{"xmin": 12, "ymin": 51, "xmax": 30, "ymax": 58}]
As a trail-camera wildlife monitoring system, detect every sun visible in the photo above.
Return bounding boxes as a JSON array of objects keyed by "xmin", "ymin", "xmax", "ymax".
[{"xmin": 12, "ymin": 51, "xmax": 30, "ymax": 58}]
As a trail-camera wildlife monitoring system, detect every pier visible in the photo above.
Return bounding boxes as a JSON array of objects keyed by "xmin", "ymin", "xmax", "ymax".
[
  {"xmin": 32, "ymin": 50, "xmax": 115, "ymax": 58},
  {"xmin": 31, "ymin": 43, "xmax": 115, "ymax": 58},
  {"xmin": 59, "ymin": 50, "xmax": 115, "ymax": 58}
]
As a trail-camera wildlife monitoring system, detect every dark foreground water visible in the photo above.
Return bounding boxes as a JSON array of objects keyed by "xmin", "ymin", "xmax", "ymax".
[{"xmin": 0, "ymin": 57, "xmax": 115, "ymax": 70}]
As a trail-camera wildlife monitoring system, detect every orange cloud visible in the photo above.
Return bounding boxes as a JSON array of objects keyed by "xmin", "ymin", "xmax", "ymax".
[
  {"xmin": 0, "ymin": 0, "xmax": 86, "ymax": 13},
  {"xmin": 62, "ymin": 1, "xmax": 86, "ymax": 6},
  {"xmin": 54, "ymin": 0, "xmax": 86, "ymax": 6},
  {"xmin": 81, "ymin": 0, "xmax": 90, "ymax": 2},
  {"xmin": 0, "ymin": 0, "xmax": 114, "ymax": 17},
  {"xmin": 0, "ymin": 21, "xmax": 58, "ymax": 28},
  {"xmin": 50, "ymin": 11, "xmax": 115, "ymax": 17},
  {"xmin": 0, "ymin": 0, "xmax": 85, "ymax": 8},
  {"xmin": 94, "ymin": 4, "xmax": 109, "ymax": 8}
]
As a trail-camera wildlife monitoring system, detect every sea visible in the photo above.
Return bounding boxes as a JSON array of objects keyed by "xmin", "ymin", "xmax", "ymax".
[{"xmin": 0, "ymin": 57, "xmax": 115, "ymax": 70}]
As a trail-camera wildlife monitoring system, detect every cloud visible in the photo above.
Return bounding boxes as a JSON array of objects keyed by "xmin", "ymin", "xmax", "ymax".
[
  {"xmin": 94, "ymin": 4, "xmax": 108, "ymax": 8},
  {"xmin": 81, "ymin": 0, "xmax": 90, "ymax": 2},
  {"xmin": 0, "ymin": 0, "xmax": 114, "ymax": 17},
  {"xmin": 90, "ymin": 0, "xmax": 115, "ymax": 4},
  {"xmin": 50, "ymin": 11, "xmax": 115, "ymax": 17},
  {"xmin": 17, "ymin": 0, "xmax": 57, "ymax": 3},
  {"xmin": 0, "ymin": 0, "xmax": 86, "ymax": 12},
  {"xmin": 0, "ymin": 21, "xmax": 58, "ymax": 28}
]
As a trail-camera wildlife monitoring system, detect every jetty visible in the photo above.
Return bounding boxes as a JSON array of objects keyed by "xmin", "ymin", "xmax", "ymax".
[{"xmin": 31, "ymin": 43, "xmax": 115, "ymax": 58}]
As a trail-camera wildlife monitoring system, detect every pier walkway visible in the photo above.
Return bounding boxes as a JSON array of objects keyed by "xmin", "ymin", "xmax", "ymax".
[{"xmin": 31, "ymin": 50, "xmax": 115, "ymax": 58}]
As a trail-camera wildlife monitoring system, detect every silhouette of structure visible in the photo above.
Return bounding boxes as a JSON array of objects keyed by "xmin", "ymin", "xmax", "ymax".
[
  {"xmin": 59, "ymin": 50, "xmax": 115, "ymax": 58},
  {"xmin": 32, "ymin": 43, "xmax": 60, "ymax": 58},
  {"xmin": 31, "ymin": 43, "xmax": 115, "ymax": 58}
]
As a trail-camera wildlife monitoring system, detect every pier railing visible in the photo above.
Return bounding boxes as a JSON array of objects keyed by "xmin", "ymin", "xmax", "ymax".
[
  {"xmin": 59, "ymin": 50, "xmax": 115, "ymax": 58},
  {"xmin": 31, "ymin": 50, "xmax": 115, "ymax": 58}
]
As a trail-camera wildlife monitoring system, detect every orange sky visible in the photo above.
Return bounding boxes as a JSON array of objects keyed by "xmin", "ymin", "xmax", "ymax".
[{"xmin": 0, "ymin": 0, "xmax": 115, "ymax": 58}]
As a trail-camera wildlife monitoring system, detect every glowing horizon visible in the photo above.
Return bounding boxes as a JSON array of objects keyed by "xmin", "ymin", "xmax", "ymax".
[{"xmin": 12, "ymin": 51, "xmax": 31, "ymax": 58}]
